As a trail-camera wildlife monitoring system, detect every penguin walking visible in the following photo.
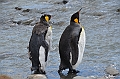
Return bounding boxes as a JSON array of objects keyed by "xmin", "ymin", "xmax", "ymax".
[
  {"xmin": 58, "ymin": 8, "xmax": 86, "ymax": 73},
  {"xmin": 28, "ymin": 14, "xmax": 52, "ymax": 74}
]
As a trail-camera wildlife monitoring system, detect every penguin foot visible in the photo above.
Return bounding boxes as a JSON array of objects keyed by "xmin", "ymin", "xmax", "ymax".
[
  {"xmin": 31, "ymin": 68, "xmax": 46, "ymax": 74},
  {"xmin": 58, "ymin": 68, "xmax": 66, "ymax": 74},
  {"xmin": 31, "ymin": 69, "xmax": 40, "ymax": 74},
  {"xmin": 32, "ymin": 70, "xmax": 46, "ymax": 74},
  {"xmin": 58, "ymin": 70, "xmax": 64, "ymax": 77},
  {"xmin": 33, "ymin": 70, "xmax": 40, "ymax": 74},
  {"xmin": 31, "ymin": 67, "xmax": 39, "ymax": 71},
  {"xmin": 58, "ymin": 69, "xmax": 62, "ymax": 73},
  {"xmin": 39, "ymin": 70, "xmax": 46, "ymax": 74},
  {"xmin": 68, "ymin": 69, "xmax": 80, "ymax": 74},
  {"xmin": 58, "ymin": 67, "xmax": 66, "ymax": 73},
  {"xmin": 31, "ymin": 67, "xmax": 40, "ymax": 74}
]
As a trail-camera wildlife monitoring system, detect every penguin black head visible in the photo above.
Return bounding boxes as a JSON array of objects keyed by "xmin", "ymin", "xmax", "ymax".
[
  {"xmin": 70, "ymin": 8, "xmax": 82, "ymax": 24},
  {"xmin": 40, "ymin": 14, "xmax": 51, "ymax": 22}
]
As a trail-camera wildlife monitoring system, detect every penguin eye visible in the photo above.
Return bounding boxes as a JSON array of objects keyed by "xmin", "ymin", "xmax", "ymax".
[
  {"xmin": 74, "ymin": 18, "xmax": 79, "ymax": 23},
  {"xmin": 45, "ymin": 16, "xmax": 49, "ymax": 22}
]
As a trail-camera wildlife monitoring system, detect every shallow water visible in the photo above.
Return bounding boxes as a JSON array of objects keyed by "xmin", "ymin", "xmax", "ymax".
[{"xmin": 0, "ymin": 0, "xmax": 120, "ymax": 79}]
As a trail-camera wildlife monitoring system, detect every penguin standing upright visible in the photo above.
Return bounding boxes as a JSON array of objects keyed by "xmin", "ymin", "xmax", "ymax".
[
  {"xmin": 28, "ymin": 14, "xmax": 52, "ymax": 74},
  {"xmin": 58, "ymin": 8, "xmax": 86, "ymax": 73}
]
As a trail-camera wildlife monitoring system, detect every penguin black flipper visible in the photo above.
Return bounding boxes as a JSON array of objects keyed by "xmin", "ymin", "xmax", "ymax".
[
  {"xmin": 70, "ymin": 27, "xmax": 82, "ymax": 65},
  {"xmin": 58, "ymin": 26, "xmax": 73, "ymax": 72},
  {"xmin": 29, "ymin": 33, "xmax": 42, "ymax": 71},
  {"xmin": 41, "ymin": 38, "xmax": 49, "ymax": 62}
]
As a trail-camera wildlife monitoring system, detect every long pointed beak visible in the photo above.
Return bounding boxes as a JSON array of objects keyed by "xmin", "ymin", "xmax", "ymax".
[{"xmin": 80, "ymin": 8, "xmax": 82, "ymax": 11}]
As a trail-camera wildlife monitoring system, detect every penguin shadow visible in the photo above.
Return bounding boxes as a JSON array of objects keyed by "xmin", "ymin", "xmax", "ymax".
[{"xmin": 59, "ymin": 72, "xmax": 77, "ymax": 79}]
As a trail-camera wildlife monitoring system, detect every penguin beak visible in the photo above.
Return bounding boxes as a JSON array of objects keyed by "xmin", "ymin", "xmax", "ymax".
[
  {"xmin": 74, "ymin": 8, "xmax": 82, "ymax": 24},
  {"xmin": 79, "ymin": 8, "xmax": 82, "ymax": 12}
]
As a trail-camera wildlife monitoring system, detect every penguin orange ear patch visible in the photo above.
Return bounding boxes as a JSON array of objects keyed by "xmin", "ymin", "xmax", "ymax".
[
  {"xmin": 74, "ymin": 18, "xmax": 79, "ymax": 23},
  {"xmin": 45, "ymin": 16, "xmax": 49, "ymax": 22}
]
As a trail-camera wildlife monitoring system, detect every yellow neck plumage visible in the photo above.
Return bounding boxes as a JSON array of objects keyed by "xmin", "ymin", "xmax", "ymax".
[
  {"xmin": 74, "ymin": 18, "xmax": 79, "ymax": 24},
  {"xmin": 45, "ymin": 16, "xmax": 49, "ymax": 22}
]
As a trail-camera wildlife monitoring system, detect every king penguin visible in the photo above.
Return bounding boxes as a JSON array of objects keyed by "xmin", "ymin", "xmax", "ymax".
[
  {"xmin": 58, "ymin": 8, "xmax": 86, "ymax": 73},
  {"xmin": 28, "ymin": 14, "xmax": 52, "ymax": 74}
]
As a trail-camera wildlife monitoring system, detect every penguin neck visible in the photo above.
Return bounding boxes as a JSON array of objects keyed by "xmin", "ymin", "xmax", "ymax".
[
  {"xmin": 70, "ymin": 22, "xmax": 80, "ymax": 26},
  {"xmin": 40, "ymin": 20, "xmax": 49, "ymax": 26}
]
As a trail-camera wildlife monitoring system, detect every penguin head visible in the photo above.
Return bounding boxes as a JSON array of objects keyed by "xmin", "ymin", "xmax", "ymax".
[
  {"xmin": 40, "ymin": 14, "xmax": 51, "ymax": 22},
  {"xmin": 70, "ymin": 8, "xmax": 82, "ymax": 24}
]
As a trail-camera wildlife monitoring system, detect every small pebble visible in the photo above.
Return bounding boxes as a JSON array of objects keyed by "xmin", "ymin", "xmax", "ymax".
[
  {"xmin": 15, "ymin": 7, "xmax": 22, "ymax": 10},
  {"xmin": 22, "ymin": 9, "xmax": 30, "ymax": 12},
  {"xmin": 105, "ymin": 65, "xmax": 119, "ymax": 76},
  {"xmin": 116, "ymin": 8, "xmax": 120, "ymax": 12},
  {"xmin": 27, "ymin": 74, "xmax": 47, "ymax": 79},
  {"xmin": 63, "ymin": 0, "xmax": 68, "ymax": 4},
  {"xmin": 0, "ymin": 75, "xmax": 12, "ymax": 79},
  {"xmin": 73, "ymin": 76, "xmax": 96, "ymax": 79},
  {"xmin": 22, "ymin": 19, "xmax": 34, "ymax": 25}
]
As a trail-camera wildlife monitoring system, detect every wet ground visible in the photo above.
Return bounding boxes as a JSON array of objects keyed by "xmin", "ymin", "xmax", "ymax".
[{"xmin": 0, "ymin": 0, "xmax": 120, "ymax": 79}]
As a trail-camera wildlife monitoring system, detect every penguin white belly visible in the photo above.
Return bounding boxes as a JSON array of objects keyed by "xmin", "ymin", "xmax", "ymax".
[
  {"xmin": 39, "ymin": 46, "xmax": 46, "ymax": 71},
  {"xmin": 45, "ymin": 26, "xmax": 52, "ymax": 50},
  {"xmin": 72, "ymin": 27, "xmax": 86, "ymax": 69}
]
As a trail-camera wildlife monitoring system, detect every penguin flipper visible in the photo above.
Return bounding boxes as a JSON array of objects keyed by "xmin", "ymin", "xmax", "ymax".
[
  {"xmin": 41, "ymin": 40, "xmax": 49, "ymax": 62},
  {"xmin": 70, "ymin": 35, "xmax": 79, "ymax": 65},
  {"xmin": 29, "ymin": 34, "xmax": 41, "ymax": 70}
]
